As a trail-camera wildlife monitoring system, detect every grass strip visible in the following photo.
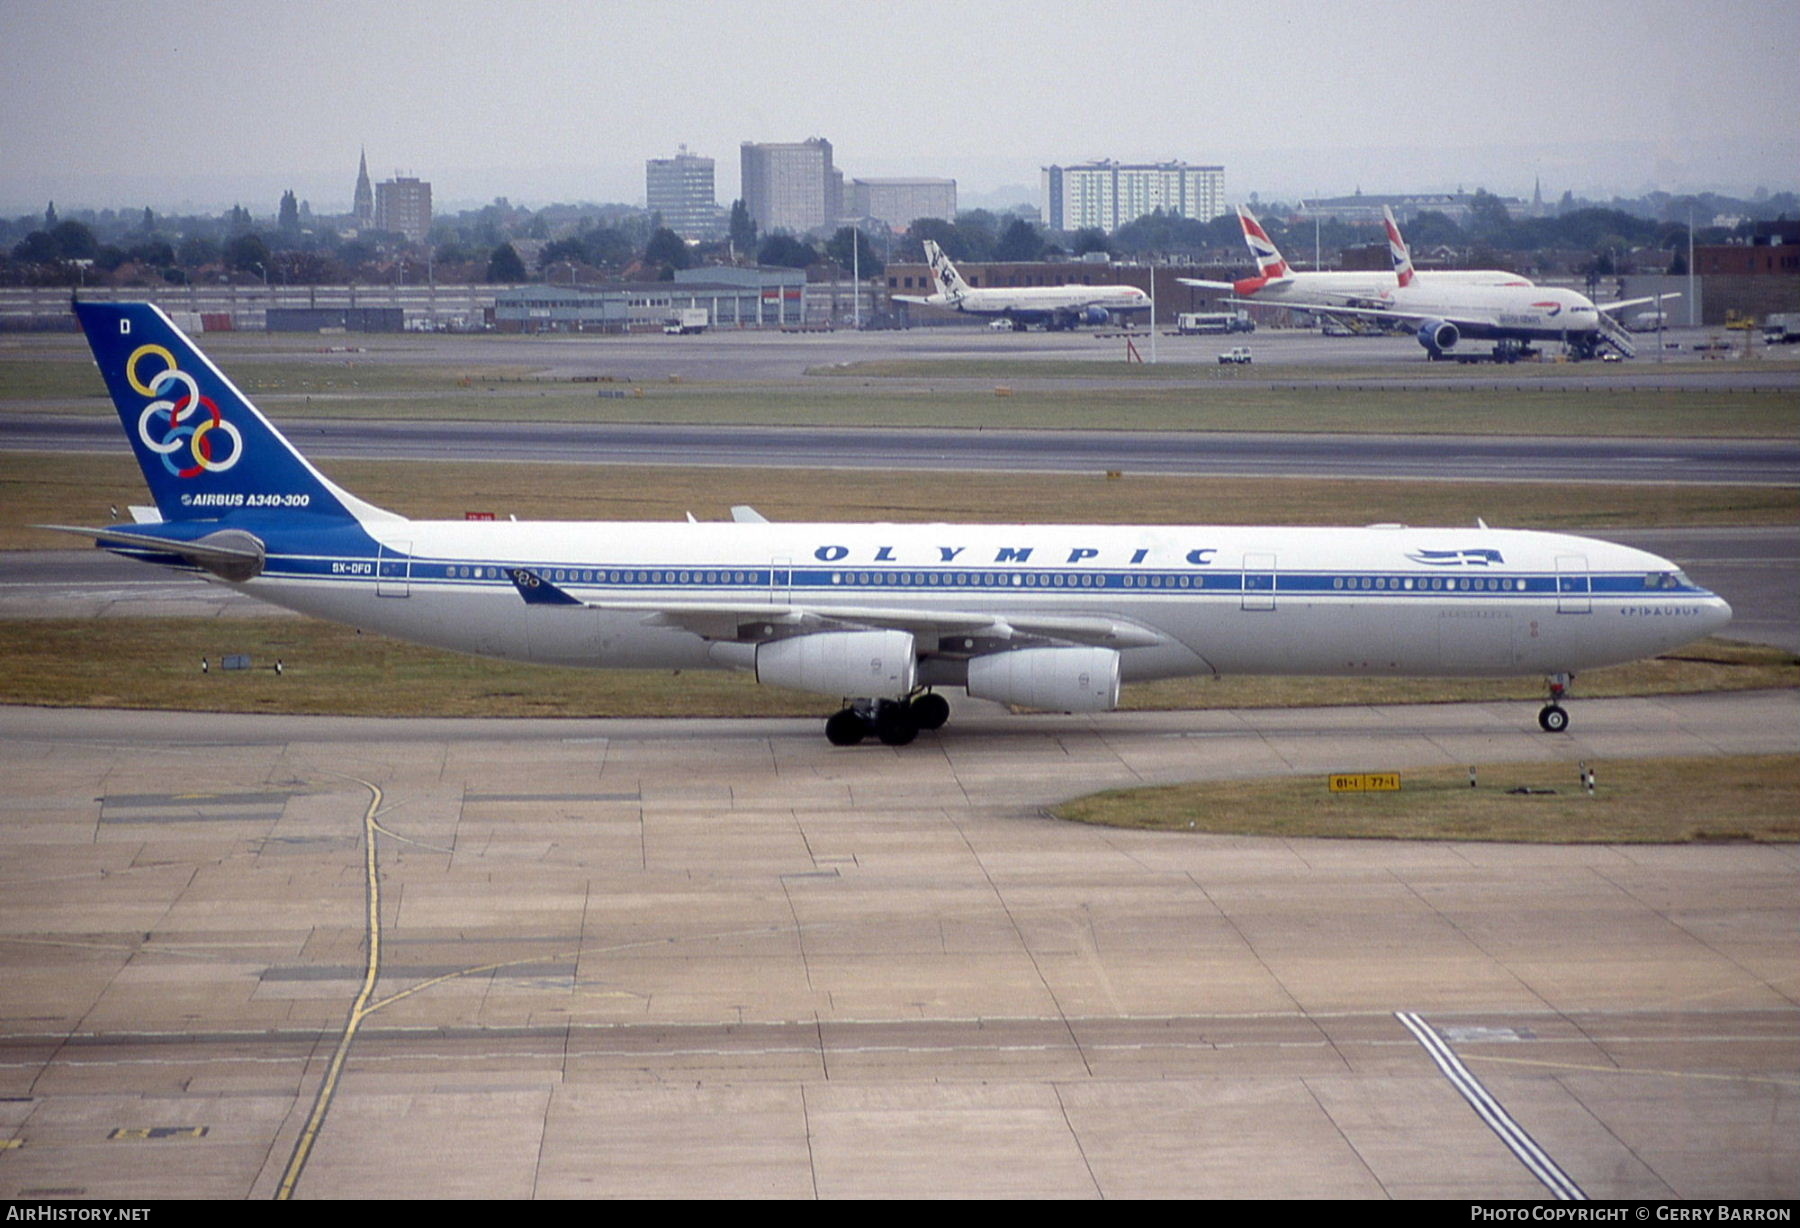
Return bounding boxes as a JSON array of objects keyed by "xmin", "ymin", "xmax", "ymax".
[
  {"xmin": 6, "ymin": 455, "xmax": 1795, "ymax": 553},
  {"xmin": 1052, "ymin": 754, "xmax": 1800, "ymax": 843}
]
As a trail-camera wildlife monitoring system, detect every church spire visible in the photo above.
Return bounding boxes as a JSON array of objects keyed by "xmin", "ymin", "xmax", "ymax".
[{"xmin": 353, "ymin": 147, "xmax": 374, "ymax": 226}]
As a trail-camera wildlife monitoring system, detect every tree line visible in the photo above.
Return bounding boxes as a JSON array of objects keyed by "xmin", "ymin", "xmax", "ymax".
[{"xmin": 6, "ymin": 184, "xmax": 1792, "ymax": 289}]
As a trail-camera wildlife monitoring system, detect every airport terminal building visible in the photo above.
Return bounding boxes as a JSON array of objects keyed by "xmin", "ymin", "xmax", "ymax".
[{"xmin": 492, "ymin": 266, "xmax": 809, "ymax": 332}]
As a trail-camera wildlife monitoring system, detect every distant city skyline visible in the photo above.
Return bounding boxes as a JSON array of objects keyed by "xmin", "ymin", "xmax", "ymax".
[{"xmin": 3, "ymin": 1, "xmax": 1795, "ymax": 218}]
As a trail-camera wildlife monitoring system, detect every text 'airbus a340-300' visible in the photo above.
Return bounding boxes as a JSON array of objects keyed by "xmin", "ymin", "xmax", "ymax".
[
  {"xmin": 1182, "ymin": 205, "xmax": 1674, "ymax": 361},
  {"xmin": 53, "ymin": 301, "xmax": 1730, "ymax": 745},
  {"xmin": 892, "ymin": 240, "xmax": 1151, "ymax": 331}
]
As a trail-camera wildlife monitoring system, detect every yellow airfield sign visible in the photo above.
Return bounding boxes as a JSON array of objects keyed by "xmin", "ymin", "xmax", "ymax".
[{"xmin": 1329, "ymin": 773, "xmax": 1402, "ymax": 793}]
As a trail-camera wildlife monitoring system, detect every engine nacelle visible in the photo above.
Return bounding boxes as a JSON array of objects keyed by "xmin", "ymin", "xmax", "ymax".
[
  {"xmin": 967, "ymin": 646, "xmax": 1121, "ymax": 713},
  {"xmin": 756, "ymin": 630, "xmax": 917, "ymax": 699},
  {"xmin": 1081, "ymin": 306, "xmax": 1111, "ymax": 326},
  {"xmin": 1417, "ymin": 318, "xmax": 1460, "ymax": 355}
]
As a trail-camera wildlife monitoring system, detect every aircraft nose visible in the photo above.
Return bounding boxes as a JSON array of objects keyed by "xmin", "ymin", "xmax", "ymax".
[{"xmin": 1703, "ymin": 594, "xmax": 1734, "ymax": 635}]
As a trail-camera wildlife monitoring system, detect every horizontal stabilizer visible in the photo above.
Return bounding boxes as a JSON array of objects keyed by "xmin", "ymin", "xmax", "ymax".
[{"xmin": 39, "ymin": 524, "xmax": 266, "ymax": 582}]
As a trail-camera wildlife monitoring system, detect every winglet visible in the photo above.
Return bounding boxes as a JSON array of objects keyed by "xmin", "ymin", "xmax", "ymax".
[{"xmin": 506, "ymin": 567, "xmax": 584, "ymax": 606}]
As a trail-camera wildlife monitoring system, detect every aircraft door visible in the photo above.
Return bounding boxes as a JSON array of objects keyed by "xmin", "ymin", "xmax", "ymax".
[
  {"xmin": 1241, "ymin": 552, "xmax": 1277, "ymax": 611},
  {"xmin": 1555, "ymin": 554, "xmax": 1590, "ymax": 614},
  {"xmin": 769, "ymin": 556, "xmax": 791, "ymax": 606},
  {"xmin": 377, "ymin": 540, "xmax": 412, "ymax": 598}
]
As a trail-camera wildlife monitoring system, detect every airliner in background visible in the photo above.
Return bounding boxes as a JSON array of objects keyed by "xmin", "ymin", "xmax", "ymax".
[
  {"xmin": 1183, "ymin": 205, "xmax": 1670, "ymax": 361},
  {"xmin": 894, "ymin": 239, "xmax": 1151, "ymax": 331},
  {"xmin": 55, "ymin": 301, "xmax": 1730, "ymax": 745}
]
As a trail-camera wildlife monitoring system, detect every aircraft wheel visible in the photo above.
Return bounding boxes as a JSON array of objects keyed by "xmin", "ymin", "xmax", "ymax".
[
  {"xmin": 825, "ymin": 708, "xmax": 867, "ymax": 746},
  {"xmin": 1538, "ymin": 704, "xmax": 1570, "ymax": 734},
  {"xmin": 911, "ymin": 692, "xmax": 950, "ymax": 732},
  {"xmin": 874, "ymin": 702, "xmax": 918, "ymax": 747}
]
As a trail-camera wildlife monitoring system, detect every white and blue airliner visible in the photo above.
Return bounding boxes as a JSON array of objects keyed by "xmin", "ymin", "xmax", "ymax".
[{"xmin": 58, "ymin": 301, "xmax": 1731, "ymax": 745}]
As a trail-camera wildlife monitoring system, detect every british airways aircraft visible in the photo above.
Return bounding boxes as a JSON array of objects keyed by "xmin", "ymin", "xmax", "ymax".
[
  {"xmin": 1182, "ymin": 205, "xmax": 1668, "ymax": 360},
  {"xmin": 58, "ymin": 301, "xmax": 1730, "ymax": 745},
  {"xmin": 893, "ymin": 240, "xmax": 1151, "ymax": 331}
]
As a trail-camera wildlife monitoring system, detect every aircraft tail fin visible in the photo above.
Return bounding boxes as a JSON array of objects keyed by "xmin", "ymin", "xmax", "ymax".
[
  {"xmin": 1237, "ymin": 206, "xmax": 1290, "ymax": 279},
  {"xmin": 1383, "ymin": 205, "xmax": 1416, "ymax": 288},
  {"xmin": 73, "ymin": 300, "xmax": 397, "ymax": 525},
  {"xmin": 922, "ymin": 240, "xmax": 967, "ymax": 303}
]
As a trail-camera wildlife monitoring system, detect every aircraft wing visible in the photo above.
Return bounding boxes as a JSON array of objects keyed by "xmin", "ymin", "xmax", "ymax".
[
  {"xmin": 1254, "ymin": 300, "xmax": 1489, "ymax": 329},
  {"xmin": 892, "ymin": 294, "xmax": 943, "ymax": 306},
  {"xmin": 505, "ymin": 568, "xmax": 1165, "ymax": 648},
  {"xmin": 1596, "ymin": 293, "xmax": 1681, "ymax": 317},
  {"xmin": 1177, "ymin": 278, "xmax": 1236, "ymax": 291}
]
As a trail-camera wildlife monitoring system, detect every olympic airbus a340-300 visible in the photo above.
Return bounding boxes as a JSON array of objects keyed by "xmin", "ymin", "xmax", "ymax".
[{"xmin": 55, "ymin": 301, "xmax": 1729, "ymax": 745}]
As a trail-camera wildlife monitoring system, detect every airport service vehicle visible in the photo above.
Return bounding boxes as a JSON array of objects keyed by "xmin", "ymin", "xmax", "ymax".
[
  {"xmin": 893, "ymin": 241, "xmax": 1151, "ymax": 331},
  {"xmin": 1217, "ymin": 346, "xmax": 1254, "ymax": 365},
  {"xmin": 1764, "ymin": 313, "xmax": 1800, "ymax": 344},
  {"xmin": 1176, "ymin": 312, "xmax": 1253, "ymax": 336},
  {"xmin": 1183, "ymin": 205, "xmax": 1671, "ymax": 361},
  {"xmin": 662, "ymin": 308, "xmax": 708, "ymax": 335},
  {"xmin": 58, "ymin": 301, "xmax": 1731, "ymax": 745}
]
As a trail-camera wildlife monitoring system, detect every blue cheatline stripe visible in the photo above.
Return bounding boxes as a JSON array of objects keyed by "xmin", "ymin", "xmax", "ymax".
[
  {"xmin": 246, "ymin": 554, "xmax": 1692, "ymax": 594},
  {"xmin": 1396, "ymin": 1011, "xmax": 1587, "ymax": 1200},
  {"xmin": 247, "ymin": 556, "xmax": 1702, "ymax": 600}
]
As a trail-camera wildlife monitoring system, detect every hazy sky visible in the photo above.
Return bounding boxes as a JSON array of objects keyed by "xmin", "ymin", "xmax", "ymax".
[{"xmin": 3, "ymin": 0, "xmax": 1797, "ymax": 217}]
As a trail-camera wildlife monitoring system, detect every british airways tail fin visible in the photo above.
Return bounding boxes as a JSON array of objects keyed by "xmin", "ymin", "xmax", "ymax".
[
  {"xmin": 1382, "ymin": 206, "xmax": 1415, "ymax": 288},
  {"xmin": 1237, "ymin": 206, "xmax": 1290, "ymax": 279},
  {"xmin": 73, "ymin": 301, "xmax": 397, "ymax": 524}
]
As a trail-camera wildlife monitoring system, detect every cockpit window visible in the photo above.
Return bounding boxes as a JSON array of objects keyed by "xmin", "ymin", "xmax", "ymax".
[{"xmin": 1643, "ymin": 571, "xmax": 1689, "ymax": 590}]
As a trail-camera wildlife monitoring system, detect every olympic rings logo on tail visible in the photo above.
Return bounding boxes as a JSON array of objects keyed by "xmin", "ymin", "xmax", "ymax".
[{"xmin": 127, "ymin": 344, "xmax": 243, "ymax": 477}]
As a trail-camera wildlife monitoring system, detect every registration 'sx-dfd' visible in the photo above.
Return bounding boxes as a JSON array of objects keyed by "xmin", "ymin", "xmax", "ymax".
[{"xmin": 61, "ymin": 301, "xmax": 1731, "ymax": 745}]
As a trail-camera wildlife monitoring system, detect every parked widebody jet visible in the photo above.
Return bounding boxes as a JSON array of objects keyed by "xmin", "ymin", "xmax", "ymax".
[
  {"xmin": 893, "ymin": 240, "xmax": 1151, "ymax": 331},
  {"xmin": 59, "ymin": 301, "xmax": 1730, "ymax": 744},
  {"xmin": 1179, "ymin": 205, "xmax": 1533, "ymax": 303},
  {"xmin": 1183, "ymin": 205, "xmax": 1665, "ymax": 360}
]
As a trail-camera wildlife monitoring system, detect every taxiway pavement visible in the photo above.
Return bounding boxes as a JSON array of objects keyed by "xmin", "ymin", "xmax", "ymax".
[{"xmin": 0, "ymin": 695, "xmax": 1794, "ymax": 1199}]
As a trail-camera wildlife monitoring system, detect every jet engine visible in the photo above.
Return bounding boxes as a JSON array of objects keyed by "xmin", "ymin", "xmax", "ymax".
[
  {"xmin": 757, "ymin": 629, "xmax": 916, "ymax": 699},
  {"xmin": 1417, "ymin": 319, "xmax": 1460, "ymax": 355},
  {"xmin": 1081, "ymin": 306, "xmax": 1111, "ymax": 326},
  {"xmin": 967, "ymin": 646, "xmax": 1121, "ymax": 713}
]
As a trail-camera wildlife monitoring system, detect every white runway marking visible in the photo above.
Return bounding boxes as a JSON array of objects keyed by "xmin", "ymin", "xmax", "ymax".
[{"xmin": 1397, "ymin": 1010, "xmax": 1587, "ymax": 1201}]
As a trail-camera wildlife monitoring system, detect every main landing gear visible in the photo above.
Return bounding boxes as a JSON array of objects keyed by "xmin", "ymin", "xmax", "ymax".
[
  {"xmin": 1538, "ymin": 672, "xmax": 1573, "ymax": 733},
  {"xmin": 825, "ymin": 692, "xmax": 952, "ymax": 747}
]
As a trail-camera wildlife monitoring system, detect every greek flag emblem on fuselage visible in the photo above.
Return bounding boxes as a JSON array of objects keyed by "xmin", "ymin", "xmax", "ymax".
[{"xmin": 1407, "ymin": 548, "xmax": 1504, "ymax": 567}]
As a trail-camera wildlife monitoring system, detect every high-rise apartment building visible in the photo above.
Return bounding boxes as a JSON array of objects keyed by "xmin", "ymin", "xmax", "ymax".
[
  {"xmin": 850, "ymin": 178, "xmax": 957, "ymax": 232},
  {"xmin": 740, "ymin": 138, "xmax": 842, "ymax": 236},
  {"xmin": 374, "ymin": 176, "xmax": 432, "ymax": 243},
  {"xmin": 646, "ymin": 147, "xmax": 725, "ymax": 240},
  {"xmin": 1042, "ymin": 160, "xmax": 1225, "ymax": 233}
]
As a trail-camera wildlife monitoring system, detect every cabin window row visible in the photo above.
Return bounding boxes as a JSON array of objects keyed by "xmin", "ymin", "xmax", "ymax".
[{"xmin": 1332, "ymin": 576, "xmax": 1529, "ymax": 592}]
